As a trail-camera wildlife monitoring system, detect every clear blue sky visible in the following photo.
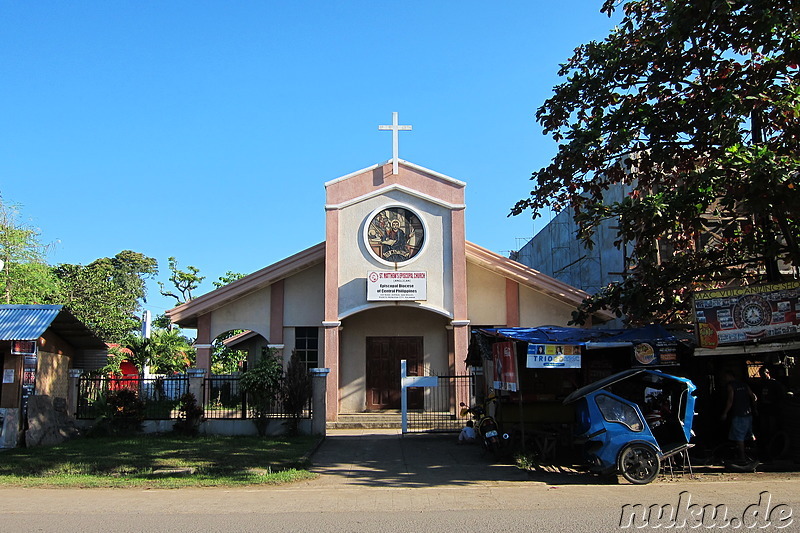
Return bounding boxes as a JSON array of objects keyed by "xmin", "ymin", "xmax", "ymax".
[{"xmin": 1, "ymin": 1, "xmax": 621, "ymax": 318}]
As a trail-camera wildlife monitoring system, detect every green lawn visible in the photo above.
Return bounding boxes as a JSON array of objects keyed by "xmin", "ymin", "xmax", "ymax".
[{"xmin": 0, "ymin": 434, "xmax": 321, "ymax": 488}]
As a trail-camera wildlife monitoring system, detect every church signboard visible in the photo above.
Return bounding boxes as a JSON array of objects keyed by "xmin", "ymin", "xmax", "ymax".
[{"xmin": 367, "ymin": 271, "xmax": 427, "ymax": 301}]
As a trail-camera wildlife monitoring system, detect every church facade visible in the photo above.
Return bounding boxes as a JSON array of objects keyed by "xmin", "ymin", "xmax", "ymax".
[{"xmin": 167, "ymin": 158, "xmax": 599, "ymax": 421}]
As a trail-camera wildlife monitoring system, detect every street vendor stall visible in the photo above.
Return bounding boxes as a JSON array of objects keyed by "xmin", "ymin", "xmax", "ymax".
[{"xmin": 466, "ymin": 325, "xmax": 686, "ymax": 462}]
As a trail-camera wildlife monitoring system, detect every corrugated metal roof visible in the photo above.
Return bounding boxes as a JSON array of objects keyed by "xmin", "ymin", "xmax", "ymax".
[{"xmin": 0, "ymin": 305, "xmax": 63, "ymax": 341}]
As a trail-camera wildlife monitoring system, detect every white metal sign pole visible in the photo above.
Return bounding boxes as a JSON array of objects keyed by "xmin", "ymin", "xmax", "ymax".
[{"xmin": 378, "ymin": 112, "xmax": 412, "ymax": 175}]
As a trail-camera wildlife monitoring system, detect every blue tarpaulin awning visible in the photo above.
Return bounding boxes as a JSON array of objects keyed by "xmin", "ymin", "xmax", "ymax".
[{"xmin": 476, "ymin": 324, "xmax": 677, "ymax": 349}]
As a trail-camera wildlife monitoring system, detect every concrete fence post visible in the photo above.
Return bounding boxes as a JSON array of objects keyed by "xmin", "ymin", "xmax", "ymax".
[
  {"xmin": 309, "ymin": 368, "xmax": 330, "ymax": 436},
  {"xmin": 67, "ymin": 369, "xmax": 83, "ymax": 418},
  {"xmin": 186, "ymin": 368, "xmax": 206, "ymax": 404}
]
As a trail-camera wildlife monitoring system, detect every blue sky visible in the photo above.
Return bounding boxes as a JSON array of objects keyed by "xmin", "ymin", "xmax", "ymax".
[{"xmin": 1, "ymin": 1, "xmax": 621, "ymax": 318}]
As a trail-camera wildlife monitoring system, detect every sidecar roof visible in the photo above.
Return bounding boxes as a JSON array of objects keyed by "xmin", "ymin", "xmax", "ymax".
[{"xmin": 563, "ymin": 368, "xmax": 694, "ymax": 404}]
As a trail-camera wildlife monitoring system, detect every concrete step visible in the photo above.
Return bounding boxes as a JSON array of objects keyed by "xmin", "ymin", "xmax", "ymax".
[{"xmin": 327, "ymin": 412, "xmax": 403, "ymax": 429}]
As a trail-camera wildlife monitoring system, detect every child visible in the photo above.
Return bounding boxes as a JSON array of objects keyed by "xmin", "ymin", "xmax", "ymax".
[{"xmin": 458, "ymin": 420, "xmax": 477, "ymax": 444}]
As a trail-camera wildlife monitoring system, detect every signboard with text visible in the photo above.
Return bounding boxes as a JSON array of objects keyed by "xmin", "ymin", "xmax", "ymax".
[
  {"xmin": 367, "ymin": 271, "xmax": 427, "ymax": 301},
  {"xmin": 694, "ymin": 281, "xmax": 800, "ymax": 348},
  {"xmin": 632, "ymin": 340, "xmax": 678, "ymax": 366},
  {"xmin": 526, "ymin": 344, "xmax": 582, "ymax": 369}
]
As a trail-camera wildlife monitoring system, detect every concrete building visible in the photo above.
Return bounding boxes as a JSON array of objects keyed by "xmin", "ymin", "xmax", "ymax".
[{"xmin": 514, "ymin": 183, "xmax": 634, "ymax": 297}]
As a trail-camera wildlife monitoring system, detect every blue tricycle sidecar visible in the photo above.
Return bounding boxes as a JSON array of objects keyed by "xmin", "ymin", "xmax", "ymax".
[{"xmin": 563, "ymin": 369, "xmax": 697, "ymax": 484}]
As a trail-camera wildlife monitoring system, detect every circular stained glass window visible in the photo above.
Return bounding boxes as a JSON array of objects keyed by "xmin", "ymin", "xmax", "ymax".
[{"xmin": 365, "ymin": 207, "xmax": 425, "ymax": 264}]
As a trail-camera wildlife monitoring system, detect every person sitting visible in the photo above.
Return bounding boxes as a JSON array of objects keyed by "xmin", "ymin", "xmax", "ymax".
[{"xmin": 458, "ymin": 420, "xmax": 477, "ymax": 444}]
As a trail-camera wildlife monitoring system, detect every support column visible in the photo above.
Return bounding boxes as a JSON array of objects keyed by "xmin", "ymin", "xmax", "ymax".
[
  {"xmin": 187, "ymin": 368, "xmax": 205, "ymax": 403},
  {"xmin": 451, "ymin": 321, "xmax": 470, "ymax": 375},
  {"xmin": 310, "ymin": 368, "xmax": 330, "ymax": 435},
  {"xmin": 506, "ymin": 278, "xmax": 520, "ymax": 327},
  {"xmin": 195, "ymin": 313, "xmax": 212, "ymax": 372},
  {"xmin": 322, "ymin": 322, "xmax": 340, "ymax": 422},
  {"xmin": 323, "ymin": 205, "xmax": 340, "ymax": 422},
  {"xmin": 270, "ymin": 279, "xmax": 284, "ymax": 345}
]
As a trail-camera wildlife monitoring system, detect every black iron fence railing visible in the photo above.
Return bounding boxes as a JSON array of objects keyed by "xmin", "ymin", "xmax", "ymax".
[
  {"xmin": 202, "ymin": 375, "xmax": 312, "ymax": 420},
  {"xmin": 76, "ymin": 375, "xmax": 189, "ymax": 420},
  {"xmin": 75, "ymin": 374, "xmax": 312, "ymax": 421},
  {"xmin": 406, "ymin": 373, "xmax": 475, "ymax": 432}
]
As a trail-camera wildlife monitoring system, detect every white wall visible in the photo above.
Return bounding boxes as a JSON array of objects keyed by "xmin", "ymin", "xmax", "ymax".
[
  {"xmin": 519, "ymin": 285, "xmax": 581, "ymax": 326},
  {"xmin": 466, "ymin": 263, "xmax": 507, "ymax": 326},
  {"xmin": 337, "ymin": 190, "xmax": 454, "ymax": 319},
  {"xmin": 210, "ymin": 286, "xmax": 270, "ymax": 340}
]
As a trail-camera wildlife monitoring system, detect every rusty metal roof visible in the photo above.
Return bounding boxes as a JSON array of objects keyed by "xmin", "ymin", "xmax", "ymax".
[{"xmin": 0, "ymin": 305, "xmax": 106, "ymax": 349}]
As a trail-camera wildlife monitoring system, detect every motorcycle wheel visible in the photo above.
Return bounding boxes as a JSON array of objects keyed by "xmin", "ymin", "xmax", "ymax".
[{"xmin": 618, "ymin": 444, "xmax": 660, "ymax": 485}]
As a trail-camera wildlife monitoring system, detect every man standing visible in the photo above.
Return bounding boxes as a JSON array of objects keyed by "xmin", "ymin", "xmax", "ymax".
[{"xmin": 721, "ymin": 371, "xmax": 757, "ymax": 463}]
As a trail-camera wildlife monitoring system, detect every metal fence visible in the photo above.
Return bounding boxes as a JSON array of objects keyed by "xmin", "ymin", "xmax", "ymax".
[
  {"xmin": 202, "ymin": 375, "xmax": 312, "ymax": 420},
  {"xmin": 76, "ymin": 375, "xmax": 189, "ymax": 420},
  {"xmin": 76, "ymin": 374, "xmax": 312, "ymax": 421},
  {"xmin": 405, "ymin": 373, "xmax": 475, "ymax": 433}
]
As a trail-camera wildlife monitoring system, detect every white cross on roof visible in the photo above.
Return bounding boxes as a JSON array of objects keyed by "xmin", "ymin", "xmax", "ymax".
[{"xmin": 378, "ymin": 112, "xmax": 412, "ymax": 175}]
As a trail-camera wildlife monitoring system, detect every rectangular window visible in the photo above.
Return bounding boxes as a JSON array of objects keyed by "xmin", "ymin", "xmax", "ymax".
[{"xmin": 295, "ymin": 327, "xmax": 319, "ymax": 371}]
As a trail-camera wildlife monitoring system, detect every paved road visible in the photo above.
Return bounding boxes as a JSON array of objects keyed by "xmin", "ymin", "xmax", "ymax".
[{"xmin": 1, "ymin": 430, "xmax": 799, "ymax": 532}]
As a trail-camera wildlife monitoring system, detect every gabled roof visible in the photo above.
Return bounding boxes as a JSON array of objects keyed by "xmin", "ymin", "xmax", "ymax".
[
  {"xmin": 465, "ymin": 241, "xmax": 612, "ymax": 320},
  {"xmin": 167, "ymin": 242, "xmax": 326, "ymax": 327},
  {"xmin": 324, "ymin": 159, "xmax": 466, "ymax": 189},
  {"xmin": 167, "ymin": 238, "xmax": 612, "ymax": 327},
  {"xmin": 0, "ymin": 305, "xmax": 106, "ymax": 350}
]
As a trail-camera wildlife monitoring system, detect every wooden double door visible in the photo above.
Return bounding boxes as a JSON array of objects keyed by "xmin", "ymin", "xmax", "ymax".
[{"xmin": 365, "ymin": 336, "xmax": 423, "ymax": 410}]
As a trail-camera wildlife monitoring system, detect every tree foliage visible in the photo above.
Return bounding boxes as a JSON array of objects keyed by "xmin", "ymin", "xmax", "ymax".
[
  {"xmin": 512, "ymin": 0, "xmax": 800, "ymax": 325},
  {"xmin": 55, "ymin": 251, "xmax": 158, "ymax": 342},
  {"xmin": 118, "ymin": 328, "xmax": 195, "ymax": 375},
  {"xmin": 159, "ymin": 256, "xmax": 205, "ymax": 305},
  {"xmin": 0, "ymin": 197, "xmax": 59, "ymax": 304}
]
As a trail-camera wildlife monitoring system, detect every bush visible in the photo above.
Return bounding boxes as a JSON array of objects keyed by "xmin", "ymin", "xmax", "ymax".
[
  {"xmin": 173, "ymin": 392, "xmax": 204, "ymax": 437},
  {"xmin": 89, "ymin": 388, "xmax": 145, "ymax": 437},
  {"xmin": 240, "ymin": 351, "xmax": 283, "ymax": 436},
  {"xmin": 283, "ymin": 351, "xmax": 312, "ymax": 435}
]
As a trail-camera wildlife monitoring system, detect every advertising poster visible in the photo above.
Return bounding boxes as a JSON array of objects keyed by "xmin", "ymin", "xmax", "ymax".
[
  {"xmin": 526, "ymin": 344, "xmax": 582, "ymax": 369},
  {"xmin": 632, "ymin": 340, "xmax": 678, "ymax": 366},
  {"xmin": 694, "ymin": 281, "xmax": 800, "ymax": 348},
  {"xmin": 492, "ymin": 341, "xmax": 519, "ymax": 392}
]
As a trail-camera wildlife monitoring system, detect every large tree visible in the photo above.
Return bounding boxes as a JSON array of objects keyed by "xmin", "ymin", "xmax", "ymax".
[
  {"xmin": 512, "ymin": 0, "xmax": 800, "ymax": 325},
  {"xmin": 55, "ymin": 251, "xmax": 158, "ymax": 342}
]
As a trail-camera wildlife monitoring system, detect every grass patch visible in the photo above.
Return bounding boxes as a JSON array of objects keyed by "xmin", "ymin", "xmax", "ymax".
[{"xmin": 0, "ymin": 434, "xmax": 321, "ymax": 488}]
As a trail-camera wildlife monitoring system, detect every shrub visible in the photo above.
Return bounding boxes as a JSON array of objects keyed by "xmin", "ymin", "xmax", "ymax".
[
  {"xmin": 173, "ymin": 392, "xmax": 204, "ymax": 437},
  {"xmin": 240, "ymin": 351, "xmax": 283, "ymax": 436},
  {"xmin": 89, "ymin": 388, "xmax": 145, "ymax": 437},
  {"xmin": 283, "ymin": 350, "xmax": 312, "ymax": 436}
]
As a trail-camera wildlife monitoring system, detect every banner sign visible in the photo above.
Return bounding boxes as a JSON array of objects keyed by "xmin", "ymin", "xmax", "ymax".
[
  {"xmin": 632, "ymin": 340, "xmax": 678, "ymax": 366},
  {"xmin": 526, "ymin": 344, "xmax": 582, "ymax": 369},
  {"xmin": 694, "ymin": 281, "xmax": 800, "ymax": 348},
  {"xmin": 11, "ymin": 340, "xmax": 37, "ymax": 356},
  {"xmin": 492, "ymin": 341, "xmax": 519, "ymax": 392},
  {"xmin": 367, "ymin": 271, "xmax": 427, "ymax": 301}
]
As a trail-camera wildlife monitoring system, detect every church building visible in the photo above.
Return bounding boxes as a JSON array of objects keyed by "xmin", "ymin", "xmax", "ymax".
[{"xmin": 167, "ymin": 116, "xmax": 602, "ymax": 422}]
